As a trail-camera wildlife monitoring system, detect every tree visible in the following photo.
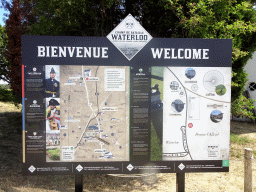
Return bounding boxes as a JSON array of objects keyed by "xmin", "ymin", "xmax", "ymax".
[
  {"xmin": 1, "ymin": 0, "xmax": 125, "ymax": 103},
  {"xmin": 2, "ymin": 0, "xmax": 256, "ymax": 118},
  {"xmin": 0, "ymin": 24, "xmax": 10, "ymax": 84},
  {"xmin": 29, "ymin": 0, "xmax": 125, "ymax": 36},
  {"xmin": 4, "ymin": 0, "xmax": 22, "ymax": 100},
  {"xmin": 161, "ymin": 0, "xmax": 256, "ymax": 119},
  {"xmin": 1, "ymin": 0, "xmax": 36, "ymax": 103}
]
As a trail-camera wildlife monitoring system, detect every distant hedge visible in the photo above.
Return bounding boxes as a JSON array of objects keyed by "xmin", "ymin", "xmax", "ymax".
[
  {"xmin": 0, "ymin": 84, "xmax": 10, "ymax": 89},
  {"xmin": 0, "ymin": 87, "xmax": 21, "ymax": 104}
]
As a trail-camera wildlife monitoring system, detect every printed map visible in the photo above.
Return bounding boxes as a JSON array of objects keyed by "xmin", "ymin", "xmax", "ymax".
[{"xmin": 59, "ymin": 66, "xmax": 130, "ymax": 162}]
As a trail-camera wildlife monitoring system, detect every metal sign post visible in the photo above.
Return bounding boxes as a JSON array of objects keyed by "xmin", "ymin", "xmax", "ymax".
[
  {"xmin": 75, "ymin": 174, "xmax": 83, "ymax": 192},
  {"xmin": 176, "ymin": 173, "xmax": 185, "ymax": 192}
]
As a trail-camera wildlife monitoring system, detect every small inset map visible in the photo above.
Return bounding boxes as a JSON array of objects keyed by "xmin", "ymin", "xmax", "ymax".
[{"xmin": 59, "ymin": 66, "xmax": 130, "ymax": 162}]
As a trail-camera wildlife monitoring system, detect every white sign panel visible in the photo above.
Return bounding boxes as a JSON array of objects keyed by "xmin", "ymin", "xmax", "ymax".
[
  {"xmin": 163, "ymin": 67, "xmax": 231, "ymax": 161},
  {"xmin": 104, "ymin": 68, "xmax": 126, "ymax": 91},
  {"xmin": 62, "ymin": 146, "xmax": 74, "ymax": 161}
]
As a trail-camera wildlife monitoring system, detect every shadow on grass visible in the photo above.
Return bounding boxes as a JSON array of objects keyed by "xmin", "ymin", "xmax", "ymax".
[
  {"xmin": 230, "ymin": 120, "xmax": 256, "ymax": 134},
  {"xmin": 0, "ymin": 88, "xmax": 21, "ymax": 106},
  {"xmin": 1, "ymin": 170, "xmax": 158, "ymax": 192}
]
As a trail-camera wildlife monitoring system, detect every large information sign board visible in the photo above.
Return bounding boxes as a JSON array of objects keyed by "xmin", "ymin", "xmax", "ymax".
[{"xmin": 22, "ymin": 15, "xmax": 232, "ymax": 175}]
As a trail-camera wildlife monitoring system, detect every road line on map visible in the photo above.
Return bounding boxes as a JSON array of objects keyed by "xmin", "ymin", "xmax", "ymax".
[
  {"xmin": 75, "ymin": 66, "xmax": 103, "ymax": 153},
  {"xmin": 74, "ymin": 112, "xmax": 94, "ymax": 153},
  {"xmin": 74, "ymin": 65, "xmax": 94, "ymax": 152},
  {"xmin": 95, "ymin": 92, "xmax": 112, "ymax": 110}
]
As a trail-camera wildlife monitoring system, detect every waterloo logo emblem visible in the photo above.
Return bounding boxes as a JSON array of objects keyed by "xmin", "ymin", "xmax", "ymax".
[{"xmin": 107, "ymin": 14, "xmax": 152, "ymax": 61}]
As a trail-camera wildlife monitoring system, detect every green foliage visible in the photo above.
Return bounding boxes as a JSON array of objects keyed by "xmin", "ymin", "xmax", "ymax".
[
  {"xmin": 0, "ymin": 87, "xmax": 21, "ymax": 107},
  {"xmin": 48, "ymin": 148, "xmax": 60, "ymax": 161},
  {"xmin": 231, "ymin": 68, "xmax": 249, "ymax": 103},
  {"xmin": 2, "ymin": 0, "xmax": 256, "ymax": 118},
  {"xmin": 0, "ymin": 88, "xmax": 13, "ymax": 101},
  {"xmin": 163, "ymin": 0, "xmax": 256, "ymax": 118},
  {"xmin": 230, "ymin": 133, "xmax": 255, "ymax": 144},
  {"xmin": 29, "ymin": 0, "xmax": 124, "ymax": 36},
  {"xmin": 231, "ymin": 95, "xmax": 255, "ymax": 119},
  {"xmin": 0, "ymin": 24, "xmax": 10, "ymax": 84}
]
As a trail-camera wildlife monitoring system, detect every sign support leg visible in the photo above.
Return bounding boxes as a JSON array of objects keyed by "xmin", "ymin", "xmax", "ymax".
[
  {"xmin": 176, "ymin": 173, "xmax": 185, "ymax": 192},
  {"xmin": 75, "ymin": 174, "xmax": 83, "ymax": 192},
  {"xmin": 244, "ymin": 148, "xmax": 253, "ymax": 192}
]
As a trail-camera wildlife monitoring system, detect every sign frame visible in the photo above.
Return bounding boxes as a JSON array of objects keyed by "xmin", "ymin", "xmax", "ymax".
[{"xmin": 22, "ymin": 15, "xmax": 232, "ymax": 176}]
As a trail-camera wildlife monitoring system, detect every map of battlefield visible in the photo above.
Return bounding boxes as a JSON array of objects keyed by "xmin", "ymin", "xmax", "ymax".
[{"xmin": 59, "ymin": 66, "xmax": 130, "ymax": 162}]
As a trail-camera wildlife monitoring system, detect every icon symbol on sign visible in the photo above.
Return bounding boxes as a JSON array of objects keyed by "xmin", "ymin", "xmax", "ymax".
[
  {"xmin": 125, "ymin": 19, "xmax": 134, "ymax": 29},
  {"xmin": 188, "ymin": 123, "xmax": 193, "ymax": 128}
]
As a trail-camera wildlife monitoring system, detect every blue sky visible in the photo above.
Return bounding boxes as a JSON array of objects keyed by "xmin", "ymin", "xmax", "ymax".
[{"xmin": 0, "ymin": 1, "xmax": 10, "ymax": 27}]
